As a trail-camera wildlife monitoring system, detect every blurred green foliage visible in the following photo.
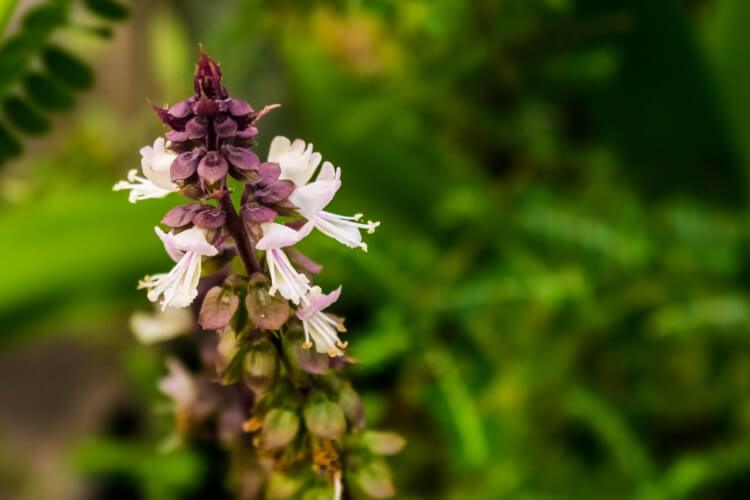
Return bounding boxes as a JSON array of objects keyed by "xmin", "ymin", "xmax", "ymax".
[
  {"xmin": 0, "ymin": 0, "xmax": 127, "ymax": 163},
  {"xmin": 5, "ymin": 0, "xmax": 750, "ymax": 499}
]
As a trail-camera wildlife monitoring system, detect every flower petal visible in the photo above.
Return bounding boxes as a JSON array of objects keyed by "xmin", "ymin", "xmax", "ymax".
[
  {"xmin": 256, "ymin": 221, "xmax": 314, "ymax": 250},
  {"xmin": 268, "ymin": 136, "xmax": 291, "ymax": 163}
]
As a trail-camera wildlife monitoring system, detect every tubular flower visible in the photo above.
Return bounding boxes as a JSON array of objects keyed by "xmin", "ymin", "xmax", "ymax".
[
  {"xmin": 256, "ymin": 221, "xmax": 315, "ymax": 305},
  {"xmin": 113, "ymin": 137, "xmax": 179, "ymax": 202},
  {"xmin": 268, "ymin": 136, "xmax": 322, "ymax": 186},
  {"xmin": 297, "ymin": 286, "xmax": 347, "ymax": 357},
  {"xmin": 288, "ymin": 159, "xmax": 380, "ymax": 251},
  {"xmin": 139, "ymin": 226, "xmax": 218, "ymax": 310}
]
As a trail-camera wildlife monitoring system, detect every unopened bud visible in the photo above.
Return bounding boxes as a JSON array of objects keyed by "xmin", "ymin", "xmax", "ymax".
[
  {"xmin": 260, "ymin": 408, "xmax": 300, "ymax": 449},
  {"xmin": 242, "ymin": 339, "xmax": 278, "ymax": 395},
  {"xmin": 361, "ymin": 431, "xmax": 406, "ymax": 455},
  {"xmin": 246, "ymin": 273, "xmax": 291, "ymax": 330},
  {"xmin": 301, "ymin": 487, "xmax": 335, "ymax": 500},
  {"xmin": 355, "ymin": 459, "xmax": 396, "ymax": 499},
  {"xmin": 338, "ymin": 383, "xmax": 366, "ymax": 430},
  {"xmin": 304, "ymin": 398, "xmax": 347, "ymax": 440},
  {"xmin": 215, "ymin": 327, "xmax": 239, "ymax": 375},
  {"xmin": 199, "ymin": 286, "xmax": 239, "ymax": 330},
  {"xmin": 265, "ymin": 471, "xmax": 301, "ymax": 499}
]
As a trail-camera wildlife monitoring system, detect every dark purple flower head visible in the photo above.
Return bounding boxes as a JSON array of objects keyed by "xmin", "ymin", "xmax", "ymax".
[
  {"xmin": 194, "ymin": 51, "xmax": 227, "ymax": 100},
  {"xmin": 149, "ymin": 50, "xmax": 280, "ymax": 197}
]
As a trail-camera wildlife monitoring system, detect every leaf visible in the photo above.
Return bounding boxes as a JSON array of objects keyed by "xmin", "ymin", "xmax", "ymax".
[
  {"xmin": 84, "ymin": 0, "xmax": 129, "ymax": 21},
  {"xmin": 43, "ymin": 46, "xmax": 94, "ymax": 90},
  {"xmin": 199, "ymin": 286, "xmax": 239, "ymax": 330},
  {"xmin": 21, "ymin": 3, "xmax": 67, "ymax": 32},
  {"xmin": 23, "ymin": 73, "xmax": 75, "ymax": 111},
  {"xmin": 3, "ymin": 96, "xmax": 50, "ymax": 135},
  {"xmin": 245, "ymin": 273, "xmax": 291, "ymax": 330}
]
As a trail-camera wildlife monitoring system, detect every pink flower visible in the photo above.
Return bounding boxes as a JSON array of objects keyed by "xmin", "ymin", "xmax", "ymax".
[
  {"xmin": 256, "ymin": 221, "xmax": 315, "ymax": 304},
  {"xmin": 139, "ymin": 226, "xmax": 218, "ymax": 310},
  {"xmin": 297, "ymin": 286, "xmax": 347, "ymax": 357},
  {"xmin": 288, "ymin": 157, "xmax": 379, "ymax": 252}
]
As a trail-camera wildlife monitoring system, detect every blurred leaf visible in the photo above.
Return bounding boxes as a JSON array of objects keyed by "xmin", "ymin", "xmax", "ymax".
[
  {"xmin": 23, "ymin": 72, "xmax": 75, "ymax": 111},
  {"xmin": 3, "ymin": 96, "xmax": 50, "ymax": 135},
  {"xmin": 43, "ymin": 46, "xmax": 94, "ymax": 90},
  {"xmin": 84, "ymin": 0, "xmax": 129, "ymax": 21}
]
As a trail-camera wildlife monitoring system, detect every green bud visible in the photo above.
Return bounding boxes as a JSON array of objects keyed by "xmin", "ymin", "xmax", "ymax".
[
  {"xmin": 302, "ymin": 487, "xmax": 335, "ymax": 500},
  {"xmin": 284, "ymin": 325, "xmax": 329, "ymax": 375},
  {"xmin": 265, "ymin": 471, "xmax": 302, "ymax": 499},
  {"xmin": 243, "ymin": 339, "xmax": 278, "ymax": 395},
  {"xmin": 260, "ymin": 408, "xmax": 300, "ymax": 449},
  {"xmin": 216, "ymin": 327, "xmax": 240, "ymax": 374},
  {"xmin": 355, "ymin": 459, "xmax": 395, "ymax": 498},
  {"xmin": 361, "ymin": 431, "xmax": 406, "ymax": 455},
  {"xmin": 246, "ymin": 273, "xmax": 292, "ymax": 330},
  {"xmin": 304, "ymin": 398, "xmax": 347, "ymax": 439},
  {"xmin": 338, "ymin": 383, "xmax": 366, "ymax": 429}
]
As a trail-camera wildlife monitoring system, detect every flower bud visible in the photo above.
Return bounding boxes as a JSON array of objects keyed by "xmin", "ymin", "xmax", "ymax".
[
  {"xmin": 354, "ymin": 459, "xmax": 395, "ymax": 499},
  {"xmin": 286, "ymin": 328, "xmax": 329, "ymax": 375},
  {"xmin": 215, "ymin": 327, "xmax": 239, "ymax": 375},
  {"xmin": 198, "ymin": 151, "xmax": 229, "ymax": 183},
  {"xmin": 245, "ymin": 273, "xmax": 291, "ymax": 330},
  {"xmin": 338, "ymin": 383, "xmax": 366, "ymax": 430},
  {"xmin": 361, "ymin": 431, "xmax": 406, "ymax": 455},
  {"xmin": 303, "ymin": 398, "xmax": 346, "ymax": 440},
  {"xmin": 265, "ymin": 471, "xmax": 301, "ymax": 499},
  {"xmin": 242, "ymin": 338, "xmax": 278, "ymax": 395},
  {"xmin": 302, "ymin": 487, "xmax": 335, "ymax": 500},
  {"xmin": 199, "ymin": 286, "xmax": 240, "ymax": 330},
  {"xmin": 260, "ymin": 408, "xmax": 300, "ymax": 449}
]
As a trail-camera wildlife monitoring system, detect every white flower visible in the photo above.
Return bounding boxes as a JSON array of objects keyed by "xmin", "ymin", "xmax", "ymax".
[
  {"xmin": 268, "ymin": 136, "xmax": 322, "ymax": 186},
  {"xmin": 113, "ymin": 137, "xmax": 178, "ymax": 202},
  {"xmin": 129, "ymin": 307, "xmax": 193, "ymax": 344},
  {"xmin": 289, "ymin": 161, "xmax": 379, "ymax": 251},
  {"xmin": 297, "ymin": 286, "xmax": 347, "ymax": 357},
  {"xmin": 139, "ymin": 226, "xmax": 218, "ymax": 310},
  {"xmin": 256, "ymin": 221, "xmax": 315, "ymax": 305},
  {"xmin": 158, "ymin": 357, "xmax": 197, "ymax": 411}
]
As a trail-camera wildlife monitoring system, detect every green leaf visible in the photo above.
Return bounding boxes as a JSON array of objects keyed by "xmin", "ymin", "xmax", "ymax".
[
  {"xmin": 3, "ymin": 96, "xmax": 50, "ymax": 135},
  {"xmin": 84, "ymin": 0, "xmax": 129, "ymax": 21},
  {"xmin": 43, "ymin": 46, "xmax": 94, "ymax": 90},
  {"xmin": 21, "ymin": 3, "xmax": 67, "ymax": 33},
  {"xmin": 23, "ymin": 73, "xmax": 75, "ymax": 111}
]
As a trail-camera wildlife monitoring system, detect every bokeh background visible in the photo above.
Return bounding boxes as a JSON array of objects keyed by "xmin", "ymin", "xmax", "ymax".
[{"xmin": 3, "ymin": 0, "xmax": 750, "ymax": 498}]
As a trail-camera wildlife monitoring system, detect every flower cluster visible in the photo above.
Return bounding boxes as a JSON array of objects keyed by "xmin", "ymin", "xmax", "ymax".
[
  {"xmin": 115, "ymin": 51, "xmax": 398, "ymax": 499},
  {"xmin": 115, "ymin": 52, "xmax": 379, "ymax": 356}
]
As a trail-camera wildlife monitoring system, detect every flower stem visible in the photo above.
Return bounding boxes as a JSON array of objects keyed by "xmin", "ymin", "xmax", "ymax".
[{"xmin": 219, "ymin": 191, "xmax": 260, "ymax": 274}]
